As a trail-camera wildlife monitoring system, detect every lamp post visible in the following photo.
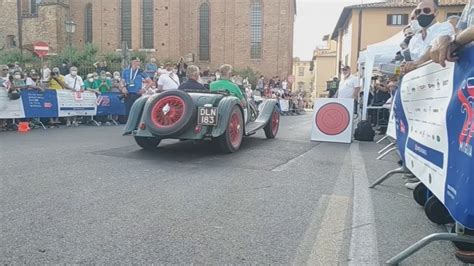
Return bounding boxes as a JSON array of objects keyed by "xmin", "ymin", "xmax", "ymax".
[
  {"xmin": 65, "ymin": 20, "xmax": 76, "ymax": 66},
  {"xmin": 65, "ymin": 20, "xmax": 76, "ymax": 47}
]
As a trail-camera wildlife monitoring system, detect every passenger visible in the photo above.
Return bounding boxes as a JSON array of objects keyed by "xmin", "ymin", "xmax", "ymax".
[{"xmin": 178, "ymin": 65, "xmax": 205, "ymax": 91}]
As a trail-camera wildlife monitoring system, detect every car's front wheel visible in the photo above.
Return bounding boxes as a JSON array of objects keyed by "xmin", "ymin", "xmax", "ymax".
[
  {"xmin": 134, "ymin": 136, "xmax": 161, "ymax": 150},
  {"xmin": 264, "ymin": 106, "xmax": 280, "ymax": 139},
  {"xmin": 218, "ymin": 105, "xmax": 243, "ymax": 153}
]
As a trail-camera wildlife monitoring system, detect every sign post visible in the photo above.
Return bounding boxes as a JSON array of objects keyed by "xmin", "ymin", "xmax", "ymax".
[{"xmin": 33, "ymin": 41, "xmax": 49, "ymax": 58}]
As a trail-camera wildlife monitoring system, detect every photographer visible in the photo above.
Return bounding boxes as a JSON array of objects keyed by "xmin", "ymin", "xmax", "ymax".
[{"xmin": 97, "ymin": 71, "xmax": 112, "ymax": 93}]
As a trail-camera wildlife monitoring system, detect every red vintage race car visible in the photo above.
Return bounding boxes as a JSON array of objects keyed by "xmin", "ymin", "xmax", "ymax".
[{"xmin": 123, "ymin": 89, "xmax": 280, "ymax": 153}]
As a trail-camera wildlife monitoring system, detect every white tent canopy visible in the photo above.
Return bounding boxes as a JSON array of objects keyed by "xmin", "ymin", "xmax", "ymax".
[{"xmin": 361, "ymin": 30, "xmax": 404, "ymax": 120}]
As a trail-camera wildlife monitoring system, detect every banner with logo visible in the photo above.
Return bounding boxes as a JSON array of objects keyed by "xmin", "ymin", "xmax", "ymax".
[
  {"xmin": 395, "ymin": 45, "xmax": 474, "ymax": 229},
  {"xmin": 21, "ymin": 89, "xmax": 58, "ymax": 118},
  {"xmin": 57, "ymin": 90, "xmax": 97, "ymax": 117},
  {"xmin": 386, "ymin": 91, "xmax": 397, "ymax": 140},
  {"xmin": 279, "ymin": 99, "xmax": 290, "ymax": 112},
  {"xmin": 0, "ymin": 88, "xmax": 25, "ymax": 119},
  {"xmin": 96, "ymin": 92, "xmax": 126, "ymax": 116},
  {"xmin": 0, "ymin": 89, "xmax": 126, "ymax": 119}
]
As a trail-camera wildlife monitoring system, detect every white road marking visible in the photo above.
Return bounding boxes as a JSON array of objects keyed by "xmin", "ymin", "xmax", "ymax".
[
  {"xmin": 307, "ymin": 195, "xmax": 351, "ymax": 265},
  {"xmin": 348, "ymin": 143, "xmax": 379, "ymax": 265},
  {"xmin": 293, "ymin": 147, "xmax": 353, "ymax": 265}
]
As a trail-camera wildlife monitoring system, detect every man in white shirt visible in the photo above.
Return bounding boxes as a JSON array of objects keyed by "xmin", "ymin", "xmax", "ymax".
[
  {"xmin": 64, "ymin": 67, "xmax": 84, "ymax": 91},
  {"xmin": 403, "ymin": 0, "xmax": 454, "ymax": 72},
  {"xmin": 157, "ymin": 63, "xmax": 180, "ymax": 91},
  {"xmin": 41, "ymin": 63, "xmax": 51, "ymax": 84},
  {"xmin": 336, "ymin": 66, "xmax": 361, "ymax": 99}
]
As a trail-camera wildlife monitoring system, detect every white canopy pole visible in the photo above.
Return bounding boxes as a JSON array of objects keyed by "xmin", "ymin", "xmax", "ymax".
[{"xmin": 362, "ymin": 53, "xmax": 374, "ymax": 121}]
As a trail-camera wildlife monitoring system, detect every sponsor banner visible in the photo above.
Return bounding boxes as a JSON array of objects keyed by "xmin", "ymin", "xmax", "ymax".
[
  {"xmin": 311, "ymin": 98, "xmax": 354, "ymax": 144},
  {"xmin": 386, "ymin": 91, "xmax": 397, "ymax": 139},
  {"xmin": 396, "ymin": 46, "xmax": 474, "ymax": 229},
  {"xmin": 0, "ymin": 89, "xmax": 126, "ymax": 118},
  {"xmin": 279, "ymin": 99, "xmax": 290, "ymax": 112},
  {"xmin": 96, "ymin": 92, "xmax": 126, "ymax": 116},
  {"xmin": 0, "ymin": 88, "xmax": 25, "ymax": 119},
  {"xmin": 399, "ymin": 61, "xmax": 454, "ymax": 204},
  {"xmin": 57, "ymin": 90, "xmax": 97, "ymax": 117},
  {"xmin": 22, "ymin": 89, "xmax": 58, "ymax": 118}
]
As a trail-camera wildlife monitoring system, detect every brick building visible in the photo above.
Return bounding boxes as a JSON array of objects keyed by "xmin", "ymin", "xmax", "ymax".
[{"xmin": 0, "ymin": 0, "xmax": 296, "ymax": 78}]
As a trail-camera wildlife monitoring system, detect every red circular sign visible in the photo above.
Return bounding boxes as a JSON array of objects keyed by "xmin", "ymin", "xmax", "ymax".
[
  {"xmin": 33, "ymin": 41, "xmax": 49, "ymax": 58},
  {"xmin": 315, "ymin": 103, "xmax": 350, "ymax": 135}
]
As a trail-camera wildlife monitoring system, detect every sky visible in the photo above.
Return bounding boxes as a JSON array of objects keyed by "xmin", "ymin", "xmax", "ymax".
[{"xmin": 294, "ymin": 0, "xmax": 380, "ymax": 60}]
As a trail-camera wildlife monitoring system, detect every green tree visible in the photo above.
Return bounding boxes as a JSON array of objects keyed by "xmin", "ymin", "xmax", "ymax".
[
  {"xmin": 234, "ymin": 67, "xmax": 261, "ymax": 88},
  {"xmin": 0, "ymin": 50, "xmax": 40, "ymax": 66}
]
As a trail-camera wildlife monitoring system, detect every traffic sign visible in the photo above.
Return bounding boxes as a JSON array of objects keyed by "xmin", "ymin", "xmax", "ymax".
[{"xmin": 33, "ymin": 41, "xmax": 49, "ymax": 58}]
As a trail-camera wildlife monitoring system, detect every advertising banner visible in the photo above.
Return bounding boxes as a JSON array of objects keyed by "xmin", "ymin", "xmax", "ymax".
[
  {"xmin": 395, "ymin": 46, "xmax": 474, "ymax": 228},
  {"xmin": 0, "ymin": 88, "xmax": 25, "ymax": 119},
  {"xmin": 57, "ymin": 90, "xmax": 97, "ymax": 117},
  {"xmin": 0, "ymin": 89, "xmax": 126, "ymax": 119}
]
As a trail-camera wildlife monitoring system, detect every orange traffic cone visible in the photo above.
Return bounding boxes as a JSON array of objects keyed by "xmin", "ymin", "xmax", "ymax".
[{"xmin": 18, "ymin": 122, "xmax": 30, "ymax": 133}]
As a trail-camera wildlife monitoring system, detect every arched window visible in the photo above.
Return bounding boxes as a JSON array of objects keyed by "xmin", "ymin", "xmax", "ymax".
[
  {"xmin": 121, "ymin": 0, "xmax": 132, "ymax": 48},
  {"xmin": 199, "ymin": 3, "xmax": 210, "ymax": 61},
  {"xmin": 142, "ymin": 0, "xmax": 154, "ymax": 48},
  {"xmin": 250, "ymin": 0, "xmax": 262, "ymax": 59},
  {"xmin": 84, "ymin": 3, "xmax": 93, "ymax": 43}
]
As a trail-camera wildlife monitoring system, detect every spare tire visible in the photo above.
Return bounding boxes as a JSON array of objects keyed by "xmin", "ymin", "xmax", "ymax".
[{"xmin": 145, "ymin": 90, "xmax": 195, "ymax": 136}]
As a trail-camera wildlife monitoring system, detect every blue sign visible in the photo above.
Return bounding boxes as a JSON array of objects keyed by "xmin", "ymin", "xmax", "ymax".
[{"xmin": 21, "ymin": 89, "xmax": 58, "ymax": 118}]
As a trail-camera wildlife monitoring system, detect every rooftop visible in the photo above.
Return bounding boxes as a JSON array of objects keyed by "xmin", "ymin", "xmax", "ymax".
[{"xmin": 331, "ymin": 1, "xmax": 467, "ymax": 40}]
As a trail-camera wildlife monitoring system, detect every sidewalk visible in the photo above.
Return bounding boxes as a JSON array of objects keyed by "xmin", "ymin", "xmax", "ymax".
[{"xmin": 359, "ymin": 140, "xmax": 459, "ymax": 265}]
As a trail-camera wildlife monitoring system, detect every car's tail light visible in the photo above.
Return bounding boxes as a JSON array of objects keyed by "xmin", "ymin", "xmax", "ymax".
[
  {"xmin": 195, "ymin": 125, "xmax": 202, "ymax": 134},
  {"xmin": 139, "ymin": 123, "xmax": 146, "ymax": 130}
]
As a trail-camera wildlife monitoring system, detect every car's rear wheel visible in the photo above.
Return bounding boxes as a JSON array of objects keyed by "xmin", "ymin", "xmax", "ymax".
[
  {"xmin": 264, "ymin": 106, "xmax": 280, "ymax": 139},
  {"xmin": 145, "ymin": 90, "xmax": 194, "ymax": 136},
  {"xmin": 134, "ymin": 136, "xmax": 161, "ymax": 150},
  {"xmin": 218, "ymin": 105, "xmax": 243, "ymax": 153}
]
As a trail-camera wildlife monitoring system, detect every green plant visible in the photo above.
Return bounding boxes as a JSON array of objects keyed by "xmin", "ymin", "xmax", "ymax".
[
  {"xmin": 234, "ymin": 66, "xmax": 261, "ymax": 88},
  {"xmin": 130, "ymin": 51, "xmax": 147, "ymax": 63},
  {"xmin": 104, "ymin": 52, "xmax": 122, "ymax": 63},
  {"xmin": 0, "ymin": 49, "xmax": 40, "ymax": 66}
]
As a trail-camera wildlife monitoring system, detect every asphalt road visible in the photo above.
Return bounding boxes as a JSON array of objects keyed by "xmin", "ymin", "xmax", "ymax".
[{"xmin": 0, "ymin": 114, "xmax": 462, "ymax": 264}]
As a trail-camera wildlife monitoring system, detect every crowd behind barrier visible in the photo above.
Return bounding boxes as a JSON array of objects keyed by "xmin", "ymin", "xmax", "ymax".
[{"xmin": 361, "ymin": 1, "xmax": 474, "ymax": 263}]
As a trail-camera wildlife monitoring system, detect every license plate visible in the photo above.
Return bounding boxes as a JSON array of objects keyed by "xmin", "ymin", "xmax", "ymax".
[{"xmin": 198, "ymin": 107, "xmax": 218, "ymax": 126}]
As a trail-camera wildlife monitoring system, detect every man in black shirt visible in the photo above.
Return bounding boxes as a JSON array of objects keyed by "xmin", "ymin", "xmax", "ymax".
[{"xmin": 178, "ymin": 65, "xmax": 205, "ymax": 91}]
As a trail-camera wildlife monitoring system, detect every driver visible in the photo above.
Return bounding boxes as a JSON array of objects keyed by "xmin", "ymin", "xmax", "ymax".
[
  {"xmin": 210, "ymin": 64, "xmax": 248, "ymax": 121},
  {"xmin": 210, "ymin": 64, "xmax": 245, "ymax": 104}
]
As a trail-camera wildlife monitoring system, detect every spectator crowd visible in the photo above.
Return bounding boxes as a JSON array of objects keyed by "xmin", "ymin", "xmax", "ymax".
[{"xmin": 0, "ymin": 55, "xmax": 307, "ymax": 131}]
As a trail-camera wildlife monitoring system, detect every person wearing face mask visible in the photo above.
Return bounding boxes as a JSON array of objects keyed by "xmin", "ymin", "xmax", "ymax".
[
  {"xmin": 157, "ymin": 63, "xmax": 180, "ymax": 91},
  {"xmin": 403, "ymin": 0, "xmax": 454, "ymax": 73},
  {"xmin": 64, "ymin": 66, "xmax": 84, "ymax": 92},
  {"xmin": 25, "ymin": 70, "xmax": 44, "ymax": 92},
  {"xmin": 7, "ymin": 70, "xmax": 26, "ymax": 101},
  {"xmin": 41, "ymin": 62, "xmax": 51, "ymax": 86},
  {"xmin": 111, "ymin": 72, "xmax": 122, "ymax": 92},
  {"xmin": 0, "ymin": 65, "xmax": 10, "ymax": 88},
  {"xmin": 336, "ymin": 66, "xmax": 361, "ymax": 100},
  {"xmin": 49, "ymin": 67, "xmax": 66, "ymax": 90},
  {"xmin": 83, "ymin": 73, "xmax": 101, "ymax": 94},
  {"xmin": 97, "ymin": 71, "xmax": 112, "ymax": 93}
]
